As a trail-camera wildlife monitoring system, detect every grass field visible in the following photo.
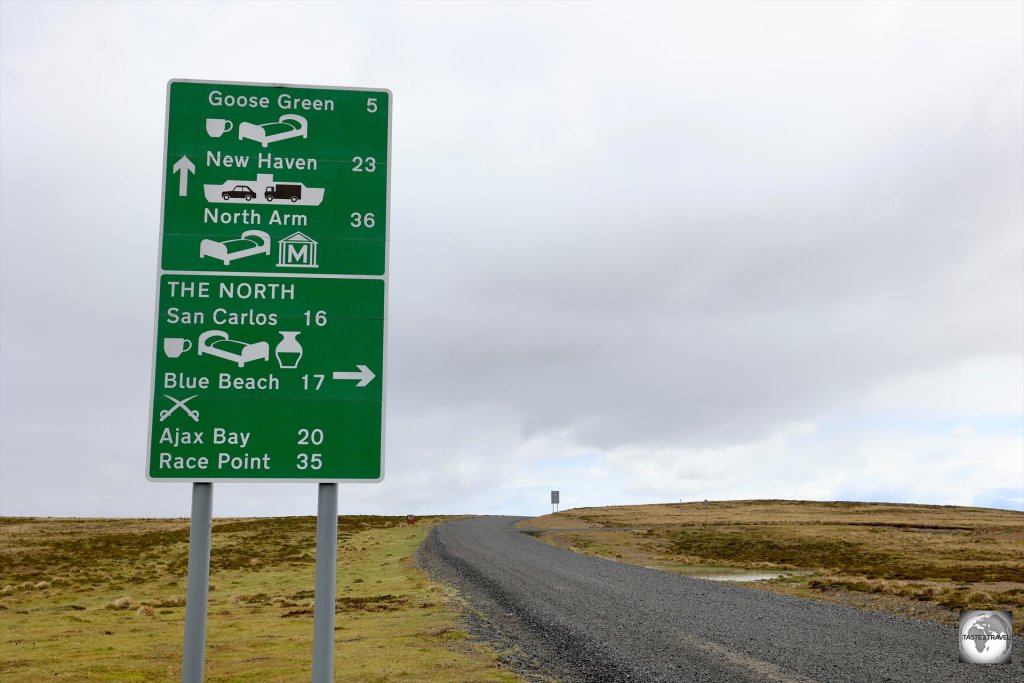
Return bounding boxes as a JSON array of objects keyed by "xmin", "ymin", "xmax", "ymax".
[
  {"xmin": 4, "ymin": 502, "xmax": 1020, "ymax": 680},
  {"xmin": 522, "ymin": 500, "xmax": 1024, "ymax": 632},
  {"xmin": 0, "ymin": 515, "xmax": 522, "ymax": 682}
]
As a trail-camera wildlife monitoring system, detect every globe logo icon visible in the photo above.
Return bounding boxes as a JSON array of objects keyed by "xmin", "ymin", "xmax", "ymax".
[{"xmin": 959, "ymin": 610, "xmax": 1013, "ymax": 664}]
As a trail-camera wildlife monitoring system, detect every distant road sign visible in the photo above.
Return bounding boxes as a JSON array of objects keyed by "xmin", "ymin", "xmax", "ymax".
[
  {"xmin": 551, "ymin": 491, "xmax": 560, "ymax": 504},
  {"xmin": 148, "ymin": 80, "xmax": 391, "ymax": 482}
]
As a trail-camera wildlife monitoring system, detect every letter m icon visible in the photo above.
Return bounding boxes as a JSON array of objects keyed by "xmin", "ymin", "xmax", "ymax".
[
  {"xmin": 287, "ymin": 244, "xmax": 308, "ymax": 263},
  {"xmin": 277, "ymin": 232, "xmax": 319, "ymax": 268}
]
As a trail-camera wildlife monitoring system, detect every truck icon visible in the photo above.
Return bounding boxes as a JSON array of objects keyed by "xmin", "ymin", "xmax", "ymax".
[{"xmin": 265, "ymin": 184, "xmax": 302, "ymax": 202}]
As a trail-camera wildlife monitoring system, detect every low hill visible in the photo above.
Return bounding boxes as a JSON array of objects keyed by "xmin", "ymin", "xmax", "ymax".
[{"xmin": 521, "ymin": 499, "xmax": 1024, "ymax": 632}]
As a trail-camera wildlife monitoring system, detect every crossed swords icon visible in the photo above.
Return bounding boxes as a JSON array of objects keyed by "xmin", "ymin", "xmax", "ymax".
[{"xmin": 159, "ymin": 394, "xmax": 199, "ymax": 422}]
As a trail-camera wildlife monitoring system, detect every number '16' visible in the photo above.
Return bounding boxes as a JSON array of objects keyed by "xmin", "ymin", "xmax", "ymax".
[{"xmin": 304, "ymin": 310, "xmax": 327, "ymax": 327}]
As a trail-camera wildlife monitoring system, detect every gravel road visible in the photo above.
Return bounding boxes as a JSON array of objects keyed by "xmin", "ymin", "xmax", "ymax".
[{"xmin": 418, "ymin": 516, "xmax": 1023, "ymax": 683}]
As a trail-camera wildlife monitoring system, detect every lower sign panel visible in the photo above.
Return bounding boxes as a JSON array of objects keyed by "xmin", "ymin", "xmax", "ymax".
[{"xmin": 147, "ymin": 274, "xmax": 385, "ymax": 481}]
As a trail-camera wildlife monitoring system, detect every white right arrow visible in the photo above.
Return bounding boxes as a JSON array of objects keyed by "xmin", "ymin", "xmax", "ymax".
[
  {"xmin": 172, "ymin": 155, "xmax": 195, "ymax": 197},
  {"xmin": 332, "ymin": 365, "xmax": 375, "ymax": 388}
]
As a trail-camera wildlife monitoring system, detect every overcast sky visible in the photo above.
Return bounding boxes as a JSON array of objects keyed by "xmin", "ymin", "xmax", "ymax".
[{"xmin": 1, "ymin": 1, "xmax": 1021, "ymax": 518}]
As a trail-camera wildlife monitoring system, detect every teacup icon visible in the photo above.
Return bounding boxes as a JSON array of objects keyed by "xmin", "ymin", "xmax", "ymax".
[
  {"xmin": 164, "ymin": 337, "xmax": 193, "ymax": 358},
  {"xmin": 206, "ymin": 118, "xmax": 234, "ymax": 138}
]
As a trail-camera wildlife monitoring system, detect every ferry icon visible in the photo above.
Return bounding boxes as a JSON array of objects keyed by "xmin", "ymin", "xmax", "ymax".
[{"xmin": 204, "ymin": 174, "xmax": 324, "ymax": 207}]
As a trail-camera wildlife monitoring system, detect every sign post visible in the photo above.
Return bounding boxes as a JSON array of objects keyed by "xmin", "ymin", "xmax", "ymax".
[
  {"xmin": 312, "ymin": 483, "xmax": 338, "ymax": 680},
  {"xmin": 181, "ymin": 483, "xmax": 212, "ymax": 682},
  {"xmin": 149, "ymin": 80, "xmax": 391, "ymax": 681},
  {"xmin": 551, "ymin": 490, "xmax": 560, "ymax": 514}
]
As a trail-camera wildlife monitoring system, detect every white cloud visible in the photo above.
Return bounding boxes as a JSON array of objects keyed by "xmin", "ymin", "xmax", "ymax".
[
  {"xmin": 862, "ymin": 356, "xmax": 1024, "ymax": 418},
  {"xmin": 560, "ymin": 420, "xmax": 1023, "ymax": 511}
]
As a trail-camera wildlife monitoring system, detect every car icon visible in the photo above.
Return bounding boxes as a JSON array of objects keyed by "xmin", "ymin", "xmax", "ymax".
[{"xmin": 221, "ymin": 185, "xmax": 257, "ymax": 201}]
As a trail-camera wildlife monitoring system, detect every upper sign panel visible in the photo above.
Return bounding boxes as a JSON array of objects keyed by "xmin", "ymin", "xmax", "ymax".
[{"xmin": 162, "ymin": 80, "xmax": 390, "ymax": 277}]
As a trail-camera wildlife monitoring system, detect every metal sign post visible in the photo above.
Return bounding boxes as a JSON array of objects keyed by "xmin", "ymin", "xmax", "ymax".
[
  {"xmin": 181, "ymin": 483, "xmax": 213, "ymax": 681},
  {"xmin": 149, "ymin": 79, "xmax": 391, "ymax": 682},
  {"xmin": 312, "ymin": 483, "xmax": 338, "ymax": 680},
  {"xmin": 551, "ymin": 490, "xmax": 560, "ymax": 514}
]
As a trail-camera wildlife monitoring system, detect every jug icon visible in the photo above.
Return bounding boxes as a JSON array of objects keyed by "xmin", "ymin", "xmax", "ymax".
[{"xmin": 275, "ymin": 331, "xmax": 303, "ymax": 369}]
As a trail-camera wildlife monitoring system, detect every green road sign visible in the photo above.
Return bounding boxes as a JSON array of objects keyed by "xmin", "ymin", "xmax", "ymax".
[{"xmin": 148, "ymin": 80, "xmax": 390, "ymax": 482}]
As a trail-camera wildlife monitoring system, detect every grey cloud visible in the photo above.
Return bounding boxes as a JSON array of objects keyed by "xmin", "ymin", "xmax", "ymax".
[
  {"xmin": 389, "ymin": 100, "xmax": 1021, "ymax": 451},
  {"xmin": 2, "ymin": 1, "xmax": 1021, "ymax": 516}
]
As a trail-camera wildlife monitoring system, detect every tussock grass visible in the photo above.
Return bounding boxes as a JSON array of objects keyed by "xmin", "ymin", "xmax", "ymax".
[
  {"xmin": 107, "ymin": 596, "xmax": 139, "ymax": 610},
  {"xmin": 524, "ymin": 500, "xmax": 1024, "ymax": 631},
  {"xmin": 0, "ymin": 515, "xmax": 522, "ymax": 682},
  {"xmin": 145, "ymin": 594, "xmax": 186, "ymax": 608}
]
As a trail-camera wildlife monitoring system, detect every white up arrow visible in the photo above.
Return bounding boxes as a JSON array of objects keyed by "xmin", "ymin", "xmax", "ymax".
[
  {"xmin": 332, "ymin": 365, "xmax": 376, "ymax": 388},
  {"xmin": 172, "ymin": 156, "xmax": 195, "ymax": 197}
]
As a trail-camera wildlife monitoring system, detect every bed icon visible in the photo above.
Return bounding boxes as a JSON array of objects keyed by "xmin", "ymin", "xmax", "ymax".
[
  {"xmin": 197, "ymin": 330, "xmax": 269, "ymax": 368},
  {"xmin": 199, "ymin": 230, "xmax": 271, "ymax": 265},
  {"xmin": 238, "ymin": 114, "xmax": 308, "ymax": 147}
]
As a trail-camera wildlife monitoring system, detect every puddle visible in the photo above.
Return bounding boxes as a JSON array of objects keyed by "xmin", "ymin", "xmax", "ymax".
[{"xmin": 646, "ymin": 564, "xmax": 804, "ymax": 582}]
